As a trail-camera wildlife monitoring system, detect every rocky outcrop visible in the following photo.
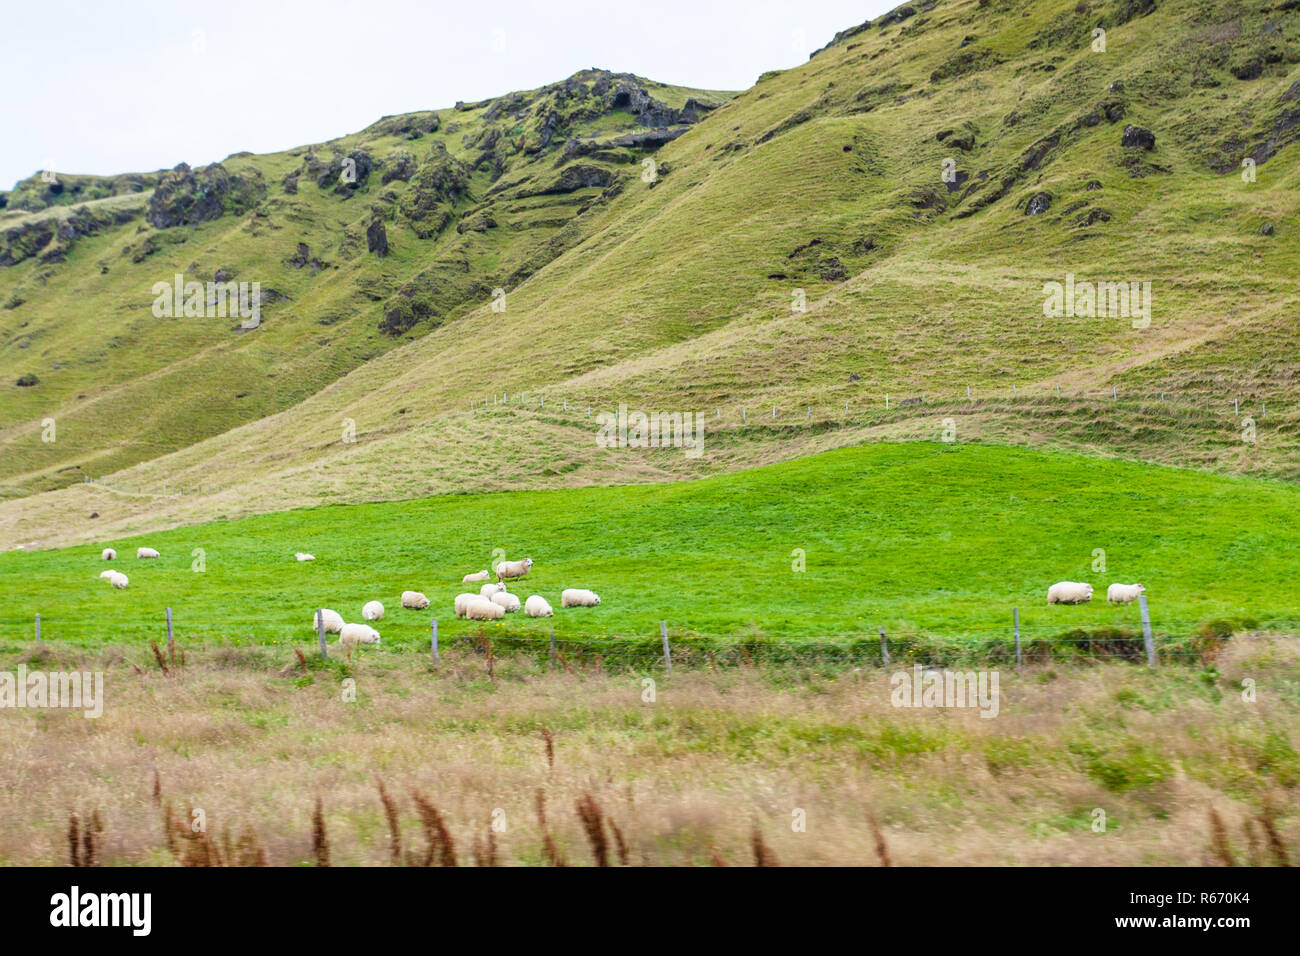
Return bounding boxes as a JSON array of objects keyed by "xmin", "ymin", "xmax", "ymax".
[
  {"xmin": 1121, "ymin": 125, "xmax": 1156, "ymax": 150},
  {"xmin": 366, "ymin": 219, "xmax": 388, "ymax": 257},
  {"xmin": 1024, "ymin": 192, "xmax": 1052, "ymax": 216},
  {"xmin": 148, "ymin": 162, "xmax": 264, "ymax": 228},
  {"xmin": 1, "ymin": 199, "xmax": 144, "ymax": 266}
]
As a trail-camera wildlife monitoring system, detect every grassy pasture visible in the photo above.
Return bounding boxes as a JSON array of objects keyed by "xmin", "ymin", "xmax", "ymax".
[{"xmin": 2, "ymin": 442, "xmax": 1297, "ymax": 649}]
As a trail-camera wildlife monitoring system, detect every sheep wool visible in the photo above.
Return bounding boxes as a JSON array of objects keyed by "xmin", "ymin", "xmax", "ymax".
[
  {"xmin": 561, "ymin": 588, "xmax": 601, "ymax": 608},
  {"xmin": 465, "ymin": 597, "xmax": 505, "ymax": 621},
  {"xmin": 480, "ymin": 582, "xmax": 506, "ymax": 598},
  {"xmin": 362, "ymin": 600, "xmax": 385, "ymax": 621},
  {"xmin": 109, "ymin": 572, "xmax": 129, "ymax": 589},
  {"xmin": 1107, "ymin": 583, "xmax": 1146, "ymax": 604},
  {"xmin": 401, "ymin": 591, "xmax": 431, "ymax": 610},
  {"xmin": 137, "ymin": 547, "xmax": 160, "ymax": 559},
  {"xmin": 1047, "ymin": 582, "xmax": 1093, "ymax": 605},
  {"xmin": 295, "ymin": 552, "xmax": 315, "ymax": 562},
  {"xmin": 496, "ymin": 558, "xmax": 534, "ymax": 583},
  {"xmin": 462, "ymin": 570, "xmax": 490, "ymax": 583},
  {"xmin": 490, "ymin": 591, "xmax": 522, "ymax": 613},
  {"xmin": 339, "ymin": 622, "xmax": 381, "ymax": 652},
  {"xmin": 99, "ymin": 570, "xmax": 117, "ymax": 580},
  {"xmin": 101, "ymin": 548, "xmax": 116, "ymax": 561},
  {"xmin": 524, "ymin": 595, "xmax": 553, "ymax": 618},
  {"xmin": 454, "ymin": 592, "xmax": 481, "ymax": 618},
  {"xmin": 314, "ymin": 609, "xmax": 345, "ymax": 634}
]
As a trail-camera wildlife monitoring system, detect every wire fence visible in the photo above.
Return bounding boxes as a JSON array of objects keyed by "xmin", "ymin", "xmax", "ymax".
[{"xmin": 12, "ymin": 605, "xmax": 1295, "ymax": 672}]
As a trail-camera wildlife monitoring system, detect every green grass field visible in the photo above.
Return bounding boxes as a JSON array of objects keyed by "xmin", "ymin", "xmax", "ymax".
[{"xmin": 3, "ymin": 441, "xmax": 1296, "ymax": 649}]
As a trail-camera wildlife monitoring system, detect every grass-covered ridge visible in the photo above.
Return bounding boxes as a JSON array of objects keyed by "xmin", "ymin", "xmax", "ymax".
[
  {"xmin": 3, "ymin": 442, "xmax": 1297, "ymax": 647},
  {"xmin": 1, "ymin": 0, "xmax": 1297, "ymax": 548}
]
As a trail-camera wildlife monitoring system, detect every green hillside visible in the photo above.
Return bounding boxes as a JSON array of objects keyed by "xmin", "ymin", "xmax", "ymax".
[
  {"xmin": 2, "ymin": 0, "xmax": 1299, "ymax": 553},
  {"xmin": 2, "ymin": 443, "xmax": 1295, "ymax": 647}
]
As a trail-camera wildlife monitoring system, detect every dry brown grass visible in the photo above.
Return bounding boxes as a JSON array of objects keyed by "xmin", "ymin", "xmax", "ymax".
[{"xmin": 0, "ymin": 637, "xmax": 1296, "ymax": 866}]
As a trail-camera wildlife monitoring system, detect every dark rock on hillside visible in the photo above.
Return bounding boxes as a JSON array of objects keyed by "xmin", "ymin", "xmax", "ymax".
[
  {"xmin": 364, "ymin": 111, "xmax": 440, "ymax": 140},
  {"xmin": 1024, "ymin": 192, "xmax": 1052, "ymax": 216},
  {"xmin": 148, "ymin": 162, "xmax": 264, "ymax": 228},
  {"xmin": 400, "ymin": 144, "xmax": 472, "ymax": 239},
  {"xmin": 1121, "ymin": 125, "xmax": 1156, "ymax": 150},
  {"xmin": 16, "ymin": 374, "xmax": 39, "ymax": 387},
  {"xmin": 317, "ymin": 149, "xmax": 374, "ymax": 193},
  {"xmin": 521, "ymin": 164, "xmax": 617, "ymax": 197},
  {"xmin": 366, "ymin": 219, "xmax": 388, "ymax": 257},
  {"xmin": 283, "ymin": 172, "xmax": 298, "ymax": 194},
  {"xmin": 1, "ymin": 200, "xmax": 143, "ymax": 266},
  {"xmin": 381, "ymin": 149, "xmax": 418, "ymax": 184}
]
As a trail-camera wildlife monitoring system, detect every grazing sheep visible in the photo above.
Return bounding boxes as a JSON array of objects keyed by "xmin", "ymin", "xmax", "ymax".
[
  {"xmin": 137, "ymin": 547, "xmax": 160, "ymax": 559},
  {"xmin": 561, "ymin": 588, "xmax": 601, "ymax": 608},
  {"xmin": 465, "ymin": 597, "xmax": 505, "ymax": 621},
  {"xmin": 101, "ymin": 548, "xmax": 116, "ymax": 561},
  {"xmin": 525, "ymin": 595, "xmax": 553, "ymax": 618},
  {"xmin": 295, "ymin": 552, "xmax": 315, "ymax": 562},
  {"xmin": 108, "ymin": 571, "xmax": 129, "ymax": 589},
  {"xmin": 490, "ymin": 591, "xmax": 522, "ymax": 613},
  {"xmin": 496, "ymin": 557, "xmax": 534, "ymax": 583},
  {"xmin": 1047, "ymin": 581, "xmax": 1094, "ymax": 605},
  {"xmin": 1107, "ymin": 583, "xmax": 1146, "ymax": 604},
  {"xmin": 454, "ymin": 592, "xmax": 481, "ymax": 618},
  {"xmin": 402, "ymin": 590, "xmax": 431, "ymax": 610},
  {"xmin": 362, "ymin": 600, "xmax": 384, "ymax": 621},
  {"xmin": 99, "ymin": 569, "xmax": 116, "ymax": 580},
  {"xmin": 314, "ymin": 609, "xmax": 345, "ymax": 634},
  {"xmin": 480, "ymin": 582, "xmax": 506, "ymax": 598},
  {"xmin": 339, "ymin": 622, "xmax": 381, "ymax": 658},
  {"xmin": 463, "ymin": 570, "xmax": 490, "ymax": 583}
]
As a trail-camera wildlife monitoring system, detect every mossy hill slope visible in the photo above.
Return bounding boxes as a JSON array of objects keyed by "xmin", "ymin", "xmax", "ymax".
[{"xmin": 3, "ymin": 0, "xmax": 1299, "ymax": 548}]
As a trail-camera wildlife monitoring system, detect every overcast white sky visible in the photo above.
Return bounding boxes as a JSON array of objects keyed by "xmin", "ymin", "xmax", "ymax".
[{"xmin": 2, "ymin": 0, "xmax": 895, "ymax": 190}]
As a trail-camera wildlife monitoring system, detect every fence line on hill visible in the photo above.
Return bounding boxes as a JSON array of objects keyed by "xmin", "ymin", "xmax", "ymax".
[{"xmin": 17, "ymin": 601, "xmax": 1296, "ymax": 671}]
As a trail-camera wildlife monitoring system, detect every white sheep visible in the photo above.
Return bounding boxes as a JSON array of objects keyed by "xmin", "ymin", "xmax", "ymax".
[
  {"xmin": 339, "ymin": 622, "xmax": 381, "ymax": 657},
  {"xmin": 1107, "ymin": 583, "xmax": 1146, "ymax": 604},
  {"xmin": 561, "ymin": 588, "xmax": 601, "ymax": 608},
  {"xmin": 402, "ymin": 590, "xmax": 430, "ymax": 610},
  {"xmin": 462, "ymin": 570, "xmax": 490, "ymax": 583},
  {"xmin": 525, "ymin": 595, "xmax": 553, "ymax": 618},
  {"xmin": 295, "ymin": 552, "xmax": 315, "ymax": 562},
  {"xmin": 99, "ymin": 569, "xmax": 117, "ymax": 580},
  {"xmin": 1047, "ymin": 581, "xmax": 1094, "ymax": 605},
  {"xmin": 362, "ymin": 600, "xmax": 384, "ymax": 621},
  {"xmin": 101, "ymin": 548, "xmax": 116, "ymax": 561},
  {"xmin": 109, "ymin": 571, "xmax": 129, "ymax": 589},
  {"xmin": 454, "ymin": 592, "xmax": 481, "ymax": 618},
  {"xmin": 137, "ymin": 547, "xmax": 160, "ymax": 559},
  {"xmin": 480, "ymin": 582, "xmax": 506, "ymax": 598},
  {"xmin": 465, "ymin": 597, "xmax": 505, "ymax": 621},
  {"xmin": 496, "ymin": 557, "xmax": 534, "ymax": 583},
  {"xmin": 314, "ymin": 609, "xmax": 345, "ymax": 634},
  {"xmin": 490, "ymin": 591, "xmax": 522, "ymax": 613}
]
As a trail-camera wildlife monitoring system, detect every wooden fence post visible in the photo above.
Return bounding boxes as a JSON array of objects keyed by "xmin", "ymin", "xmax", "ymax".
[
  {"xmin": 166, "ymin": 607, "xmax": 174, "ymax": 658},
  {"xmin": 431, "ymin": 618, "xmax": 439, "ymax": 663},
  {"xmin": 549, "ymin": 631, "xmax": 556, "ymax": 669},
  {"xmin": 879, "ymin": 627, "xmax": 890, "ymax": 667},
  {"xmin": 1138, "ymin": 593, "xmax": 1156, "ymax": 667},
  {"xmin": 316, "ymin": 609, "xmax": 328, "ymax": 660},
  {"xmin": 35, "ymin": 613, "xmax": 41, "ymax": 644},
  {"xmin": 1013, "ymin": 606, "xmax": 1021, "ymax": 672},
  {"xmin": 661, "ymin": 621, "xmax": 671, "ymax": 673}
]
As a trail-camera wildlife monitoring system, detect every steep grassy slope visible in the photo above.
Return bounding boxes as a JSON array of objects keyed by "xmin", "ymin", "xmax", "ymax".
[
  {"xmin": 0, "ymin": 73, "xmax": 731, "ymax": 495},
  {"xmin": 2, "ymin": 0, "xmax": 1298, "ymax": 549},
  {"xmin": 3, "ymin": 443, "xmax": 1296, "ymax": 646}
]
